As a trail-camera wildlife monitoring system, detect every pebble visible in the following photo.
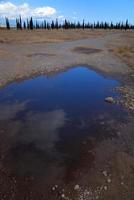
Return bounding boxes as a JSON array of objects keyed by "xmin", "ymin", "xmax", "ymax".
[
  {"xmin": 61, "ymin": 194, "xmax": 65, "ymax": 198},
  {"xmin": 104, "ymin": 186, "xmax": 108, "ymax": 191},
  {"xmin": 121, "ymin": 182, "xmax": 124, "ymax": 185},
  {"xmin": 74, "ymin": 184, "xmax": 80, "ymax": 190},
  {"xmin": 102, "ymin": 171, "xmax": 107, "ymax": 177},
  {"xmin": 105, "ymin": 97, "xmax": 114, "ymax": 103},
  {"xmin": 129, "ymin": 106, "xmax": 134, "ymax": 110},
  {"xmin": 52, "ymin": 187, "xmax": 55, "ymax": 191},
  {"xmin": 117, "ymin": 131, "xmax": 121, "ymax": 136},
  {"xmin": 107, "ymin": 178, "xmax": 111, "ymax": 183}
]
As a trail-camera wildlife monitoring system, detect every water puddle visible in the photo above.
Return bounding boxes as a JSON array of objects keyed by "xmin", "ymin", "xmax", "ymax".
[{"xmin": 0, "ymin": 66, "xmax": 127, "ymax": 188}]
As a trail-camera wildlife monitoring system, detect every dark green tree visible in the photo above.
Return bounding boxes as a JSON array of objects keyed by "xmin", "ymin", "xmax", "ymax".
[
  {"xmin": 51, "ymin": 20, "xmax": 55, "ymax": 29},
  {"xmin": 29, "ymin": 17, "xmax": 33, "ymax": 29},
  {"xmin": 19, "ymin": 15, "xmax": 22, "ymax": 29},
  {"xmin": 5, "ymin": 17, "xmax": 10, "ymax": 30},
  {"xmin": 82, "ymin": 19, "xmax": 85, "ymax": 30},
  {"xmin": 27, "ymin": 19, "xmax": 30, "ymax": 29},
  {"xmin": 23, "ymin": 21, "xmax": 26, "ymax": 29},
  {"xmin": 55, "ymin": 19, "xmax": 59, "ymax": 29}
]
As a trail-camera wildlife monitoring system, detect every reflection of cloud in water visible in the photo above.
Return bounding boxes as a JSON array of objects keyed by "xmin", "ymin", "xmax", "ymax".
[
  {"xmin": 0, "ymin": 101, "xmax": 66, "ymax": 151},
  {"xmin": 20, "ymin": 109, "xmax": 66, "ymax": 150},
  {"xmin": 0, "ymin": 101, "xmax": 67, "ymax": 176},
  {"xmin": 0, "ymin": 102, "xmax": 27, "ymax": 120}
]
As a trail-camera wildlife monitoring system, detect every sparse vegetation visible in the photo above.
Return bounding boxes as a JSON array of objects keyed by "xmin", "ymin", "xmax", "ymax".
[{"xmin": 112, "ymin": 46, "xmax": 134, "ymax": 69}]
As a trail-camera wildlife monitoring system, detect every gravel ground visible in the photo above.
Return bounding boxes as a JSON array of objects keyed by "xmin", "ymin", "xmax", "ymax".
[{"xmin": 0, "ymin": 30, "xmax": 134, "ymax": 200}]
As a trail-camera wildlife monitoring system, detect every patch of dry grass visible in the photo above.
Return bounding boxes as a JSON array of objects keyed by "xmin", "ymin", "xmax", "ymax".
[
  {"xmin": 106, "ymin": 31, "xmax": 134, "ymax": 69},
  {"xmin": 0, "ymin": 29, "xmax": 107, "ymax": 44},
  {"xmin": 113, "ymin": 46, "xmax": 134, "ymax": 69},
  {"xmin": 72, "ymin": 46, "xmax": 102, "ymax": 54},
  {"xmin": 116, "ymin": 46, "xmax": 134, "ymax": 54}
]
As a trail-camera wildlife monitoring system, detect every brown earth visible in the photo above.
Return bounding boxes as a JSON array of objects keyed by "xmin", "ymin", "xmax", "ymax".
[{"xmin": 0, "ymin": 29, "xmax": 134, "ymax": 200}]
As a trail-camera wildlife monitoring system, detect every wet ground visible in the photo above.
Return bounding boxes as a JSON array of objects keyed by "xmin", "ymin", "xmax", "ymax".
[{"xmin": 0, "ymin": 66, "xmax": 133, "ymax": 200}]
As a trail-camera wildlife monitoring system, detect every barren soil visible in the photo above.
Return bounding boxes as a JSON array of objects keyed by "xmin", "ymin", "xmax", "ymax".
[{"xmin": 0, "ymin": 29, "xmax": 134, "ymax": 200}]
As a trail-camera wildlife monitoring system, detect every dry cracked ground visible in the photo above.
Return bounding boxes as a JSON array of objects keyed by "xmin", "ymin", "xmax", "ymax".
[{"xmin": 0, "ymin": 29, "xmax": 134, "ymax": 200}]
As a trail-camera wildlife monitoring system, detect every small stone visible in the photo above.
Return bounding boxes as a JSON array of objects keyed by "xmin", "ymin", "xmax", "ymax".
[
  {"xmin": 52, "ymin": 187, "xmax": 55, "ymax": 191},
  {"xmin": 129, "ymin": 106, "xmax": 134, "ymax": 111},
  {"xmin": 121, "ymin": 182, "xmax": 124, "ymax": 185},
  {"xmin": 117, "ymin": 131, "xmax": 121, "ymax": 136},
  {"xmin": 107, "ymin": 178, "xmax": 111, "ymax": 183},
  {"xmin": 102, "ymin": 171, "xmax": 107, "ymax": 177},
  {"xmin": 105, "ymin": 97, "xmax": 114, "ymax": 103},
  {"xmin": 104, "ymin": 186, "xmax": 107, "ymax": 191},
  {"xmin": 61, "ymin": 194, "xmax": 65, "ymax": 198},
  {"xmin": 74, "ymin": 185, "xmax": 80, "ymax": 190},
  {"xmin": 55, "ymin": 185, "xmax": 58, "ymax": 188}
]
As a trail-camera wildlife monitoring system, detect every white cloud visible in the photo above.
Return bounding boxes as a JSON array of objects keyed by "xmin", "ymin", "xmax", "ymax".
[
  {"xmin": 72, "ymin": 11, "xmax": 78, "ymax": 21},
  {"xmin": 0, "ymin": 1, "xmax": 57, "ymax": 19}
]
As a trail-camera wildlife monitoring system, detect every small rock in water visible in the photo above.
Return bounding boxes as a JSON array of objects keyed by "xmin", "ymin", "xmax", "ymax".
[
  {"xmin": 105, "ymin": 97, "xmax": 114, "ymax": 103},
  {"xmin": 100, "ymin": 121, "xmax": 105, "ymax": 125},
  {"xmin": 117, "ymin": 131, "xmax": 121, "ymax": 136},
  {"xmin": 74, "ymin": 185, "xmax": 80, "ymax": 190},
  {"xmin": 129, "ymin": 106, "xmax": 134, "ymax": 111}
]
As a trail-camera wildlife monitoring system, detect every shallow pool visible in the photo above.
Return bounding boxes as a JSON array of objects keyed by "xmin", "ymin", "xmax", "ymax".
[{"xmin": 0, "ymin": 66, "xmax": 126, "ymax": 183}]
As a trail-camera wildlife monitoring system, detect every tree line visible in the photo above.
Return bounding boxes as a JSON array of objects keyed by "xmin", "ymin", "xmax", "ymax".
[{"xmin": 5, "ymin": 16, "xmax": 134, "ymax": 30}]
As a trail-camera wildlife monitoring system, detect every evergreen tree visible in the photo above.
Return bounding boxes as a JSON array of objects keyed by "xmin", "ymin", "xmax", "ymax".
[
  {"xmin": 16, "ymin": 18, "xmax": 19, "ymax": 30},
  {"xmin": 64, "ymin": 19, "xmax": 68, "ymax": 29},
  {"xmin": 55, "ymin": 19, "xmax": 59, "ymax": 29},
  {"xmin": 27, "ymin": 19, "xmax": 30, "ymax": 29},
  {"xmin": 19, "ymin": 15, "xmax": 22, "ymax": 29},
  {"xmin": 47, "ymin": 22, "xmax": 50, "ymax": 30},
  {"xmin": 82, "ymin": 19, "xmax": 85, "ymax": 30},
  {"xmin": 44, "ymin": 20, "xmax": 47, "ymax": 29},
  {"xmin": 3, "ymin": 16, "xmax": 134, "ymax": 30},
  {"xmin": 125, "ymin": 19, "xmax": 129, "ymax": 30},
  {"xmin": 5, "ymin": 17, "xmax": 10, "ymax": 30},
  {"xmin": 51, "ymin": 20, "xmax": 55, "ymax": 29},
  {"xmin": 29, "ymin": 17, "xmax": 33, "ymax": 30},
  {"xmin": 23, "ymin": 21, "xmax": 26, "ymax": 29}
]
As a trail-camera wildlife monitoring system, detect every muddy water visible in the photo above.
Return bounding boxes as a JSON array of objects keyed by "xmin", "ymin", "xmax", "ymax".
[{"xmin": 0, "ymin": 66, "xmax": 127, "ymax": 197}]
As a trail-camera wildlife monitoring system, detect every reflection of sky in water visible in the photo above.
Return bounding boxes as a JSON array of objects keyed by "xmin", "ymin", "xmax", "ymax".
[{"xmin": 0, "ymin": 66, "xmax": 125, "ymax": 178}]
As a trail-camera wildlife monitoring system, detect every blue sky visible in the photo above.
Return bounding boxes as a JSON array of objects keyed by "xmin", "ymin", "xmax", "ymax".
[{"xmin": 0, "ymin": 0, "xmax": 134, "ymax": 23}]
